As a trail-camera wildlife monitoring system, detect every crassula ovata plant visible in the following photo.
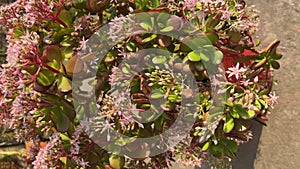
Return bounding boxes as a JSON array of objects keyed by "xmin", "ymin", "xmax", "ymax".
[{"xmin": 0, "ymin": 0, "xmax": 281, "ymax": 169}]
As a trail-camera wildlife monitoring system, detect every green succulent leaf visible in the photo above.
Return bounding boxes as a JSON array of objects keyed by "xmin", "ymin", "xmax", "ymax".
[
  {"xmin": 202, "ymin": 141, "xmax": 211, "ymax": 151},
  {"xmin": 228, "ymin": 31, "xmax": 241, "ymax": 43},
  {"xmin": 212, "ymin": 50, "xmax": 223, "ymax": 64},
  {"xmin": 139, "ymin": 15, "xmax": 154, "ymax": 31},
  {"xmin": 140, "ymin": 22, "xmax": 153, "ymax": 31},
  {"xmin": 234, "ymin": 119, "xmax": 252, "ymax": 132},
  {"xmin": 43, "ymin": 45, "xmax": 63, "ymax": 62},
  {"xmin": 37, "ymin": 69, "xmax": 56, "ymax": 87},
  {"xmin": 225, "ymin": 139, "xmax": 238, "ymax": 153},
  {"xmin": 109, "ymin": 154, "xmax": 125, "ymax": 169},
  {"xmin": 25, "ymin": 65, "xmax": 38, "ymax": 75},
  {"xmin": 152, "ymin": 55, "xmax": 167, "ymax": 64},
  {"xmin": 247, "ymin": 110, "xmax": 256, "ymax": 118},
  {"xmin": 233, "ymin": 104, "xmax": 255, "ymax": 119},
  {"xmin": 157, "ymin": 12, "xmax": 170, "ymax": 24},
  {"xmin": 58, "ymin": 9, "xmax": 73, "ymax": 27},
  {"xmin": 60, "ymin": 37, "xmax": 72, "ymax": 47},
  {"xmin": 254, "ymin": 99, "xmax": 262, "ymax": 110},
  {"xmin": 51, "ymin": 106, "xmax": 70, "ymax": 132},
  {"xmin": 58, "ymin": 76, "xmax": 72, "ymax": 92},
  {"xmin": 154, "ymin": 114, "xmax": 164, "ymax": 130},
  {"xmin": 150, "ymin": 90, "xmax": 165, "ymax": 99},
  {"xmin": 47, "ymin": 59, "xmax": 61, "ymax": 72},
  {"xmin": 270, "ymin": 60, "xmax": 280, "ymax": 69},
  {"xmin": 122, "ymin": 64, "xmax": 130, "ymax": 74},
  {"xmin": 255, "ymin": 39, "xmax": 261, "ymax": 46},
  {"xmin": 62, "ymin": 46, "xmax": 74, "ymax": 59},
  {"xmin": 205, "ymin": 32, "xmax": 219, "ymax": 43},
  {"xmin": 60, "ymin": 133, "xmax": 71, "ymax": 141},
  {"xmin": 142, "ymin": 34, "xmax": 157, "ymax": 43},
  {"xmin": 160, "ymin": 26, "xmax": 174, "ymax": 32},
  {"xmin": 210, "ymin": 144, "xmax": 223, "ymax": 158},
  {"xmin": 59, "ymin": 157, "xmax": 67, "ymax": 165},
  {"xmin": 182, "ymin": 37, "xmax": 210, "ymax": 51},
  {"xmin": 65, "ymin": 55, "xmax": 85, "ymax": 75},
  {"xmin": 271, "ymin": 53, "xmax": 282, "ymax": 60},
  {"xmin": 188, "ymin": 51, "xmax": 201, "ymax": 62},
  {"xmin": 104, "ymin": 50, "xmax": 117, "ymax": 63},
  {"xmin": 200, "ymin": 51, "xmax": 210, "ymax": 62},
  {"xmin": 151, "ymin": 0, "xmax": 159, "ymax": 8},
  {"xmin": 223, "ymin": 114, "xmax": 234, "ymax": 133}
]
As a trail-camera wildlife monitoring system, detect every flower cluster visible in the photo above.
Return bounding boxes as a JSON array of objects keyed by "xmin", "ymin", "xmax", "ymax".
[
  {"xmin": 0, "ymin": 0, "xmax": 56, "ymax": 28},
  {"xmin": 6, "ymin": 30, "xmax": 39, "ymax": 66},
  {"xmin": 108, "ymin": 14, "xmax": 136, "ymax": 42},
  {"xmin": 32, "ymin": 134, "xmax": 64, "ymax": 169},
  {"xmin": 183, "ymin": 0, "xmax": 259, "ymax": 34},
  {"xmin": 95, "ymin": 91, "xmax": 140, "ymax": 133}
]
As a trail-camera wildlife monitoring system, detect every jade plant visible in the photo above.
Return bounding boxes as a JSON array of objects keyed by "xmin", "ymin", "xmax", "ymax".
[{"xmin": 0, "ymin": 0, "xmax": 281, "ymax": 169}]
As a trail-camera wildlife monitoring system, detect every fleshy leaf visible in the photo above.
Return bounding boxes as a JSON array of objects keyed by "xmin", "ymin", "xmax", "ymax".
[
  {"xmin": 205, "ymin": 32, "xmax": 219, "ymax": 43},
  {"xmin": 225, "ymin": 139, "xmax": 238, "ymax": 153},
  {"xmin": 150, "ymin": 90, "xmax": 165, "ymax": 99},
  {"xmin": 157, "ymin": 12, "xmax": 170, "ymax": 24},
  {"xmin": 61, "ymin": 99, "xmax": 76, "ymax": 120},
  {"xmin": 213, "ymin": 50, "xmax": 223, "ymax": 64},
  {"xmin": 271, "ymin": 53, "xmax": 282, "ymax": 60},
  {"xmin": 37, "ymin": 69, "xmax": 56, "ymax": 87},
  {"xmin": 51, "ymin": 106, "xmax": 70, "ymax": 132},
  {"xmin": 152, "ymin": 55, "xmax": 167, "ymax": 64},
  {"xmin": 234, "ymin": 104, "xmax": 255, "ymax": 119},
  {"xmin": 202, "ymin": 141, "xmax": 211, "ymax": 151},
  {"xmin": 270, "ymin": 60, "xmax": 280, "ymax": 69},
  {"xmin": 234, "ymin": 119, "xmax": 252, "ymax": 132},
  {"xmin": 142, "ymin": 34, "xmax": 157, "ymax": 43},
  {"xmin": 228, "ymin": 31, "xmax": 241, "ymax": 43},
  {"xmin": 200, "ymin": 52, "xmax": 210, "ymax": 62},
  {"xmin": 188, "ymin": 51, "xmax": 201, "ymax": 62},
  {"xmin": 58, "ymin": 76, "xmax": 72, "ymax": 92},
  {"xmin": 43, "ymin": 45, "xmax": 63, "ymax": 62},
  {"xmin": 223, "ymin": 114, "xmax": 234, "ymax": 133},
  {"xmin": 65, "ymin": 55, "xmax": 84, "ymax": 75},
  {"xmin": 58, "ymin": 9, "xmax": 73, "ymax": 27},
  {"xmin": 160, "ymin": 26, "xmax": 174, "ymax": 32}
]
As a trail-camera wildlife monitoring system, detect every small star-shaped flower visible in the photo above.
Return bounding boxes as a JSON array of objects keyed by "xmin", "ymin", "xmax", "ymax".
[
  {"xmin": 226, "ymin": 62, "xmax": 247, "ymax": 80},
  {"xmin": 268, "ymin": 91, "xmax": 279, "ymax": 106}
]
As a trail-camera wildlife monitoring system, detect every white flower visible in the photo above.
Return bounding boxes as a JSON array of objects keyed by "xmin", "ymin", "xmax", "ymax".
[
  {"xmin": 268, "ymin": 91, "xmax": 279, "ymax": 106},
  {"xmin": 79, "ymin": 37, "xmax": 88, "ymax": 50},
  {"xmin": 226, "ymin": 62, "xmax": 247, "ymax": 79},
  {"xmin": 240, "ymin": 79, "xmax": 253, "ymax": 86}
]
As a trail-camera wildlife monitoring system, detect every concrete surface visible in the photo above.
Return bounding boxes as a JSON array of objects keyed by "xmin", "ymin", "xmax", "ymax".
[{"xmin": 250, "ymin": 0, "xmax": 300, "ymax": 169}]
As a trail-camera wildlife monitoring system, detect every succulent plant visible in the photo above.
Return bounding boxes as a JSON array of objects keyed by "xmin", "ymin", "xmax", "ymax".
[{"xmin": 0, "ymin": 0, "xmax": 281, "ymax": 168}]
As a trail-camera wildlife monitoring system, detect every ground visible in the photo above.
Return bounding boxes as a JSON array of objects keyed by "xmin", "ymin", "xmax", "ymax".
[{"xmin": 250, "ymin": 0, "xmax": 300, "ymax": 169}]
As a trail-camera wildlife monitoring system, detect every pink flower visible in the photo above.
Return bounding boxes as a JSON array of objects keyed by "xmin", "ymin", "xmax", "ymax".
[
  {"xmin": 78, "ymin": 158, "xmax": 90, "ymax": 168},
  {"xmin": 78, "ymin": 37, "xmax": 88, "ymax": 50},
  {"xmin": 32, "ymin": 134, "xmax": 62, "ymax": 169},
  {"xmin": 6, "ymin": 30, "xmax": 39, "ymax": 66},
  {"xmin": 184, "ymin": 0, "xmax": 197, "ymax": 10},
  {"xmin": 226, "ymin": 62, "xmax": 247, "ymax": 80},
  {"xmin": 268, "ymin": 91, "xmax": 279, "ymax": 106},
  {"xmin": 220, "ymin": 6, "xmax": 235, "ymax": 20},
  {"xmin": 240, "ymin": 79, "xmax": 253, "ymax": 86}
]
